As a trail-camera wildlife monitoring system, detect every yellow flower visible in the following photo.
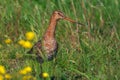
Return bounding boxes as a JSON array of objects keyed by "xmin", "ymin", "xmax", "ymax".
[
  {"xmin": 23, "ymin": 66, "xmax": 32, "ymax": 73},
  {"xmin": 19, "ymin": 66, "xmax": 32, "ymax": 75},
  {"xmin": 4, "ymin": 39, "xmax": 12, "ymax": 44},
  {"xmin": 25, "ymin": 32, "xmax": 35, "ymax": 40},
  {"xmin": 42, "ymin": 72, "xmax": 49, "ymax": 78},
  {"xmin": 22, "ymin": 41, "xmax": 32, "ymax": 48},
  {"xmin": 0, "ymin": 75, "xmax": 3, "ymax": 80},
  {"xmin": 0, "ymin": 65, "xmax": 6, "ymax": 74},
  {"xmin": 19, "ymin": 70, "xmax": 27, "ymax": 75},
  {"xmin": 18, "ymin": 40, "xmax": 25, "ymax": 46},
  {"xmin": 5, "ymin": 74, "xmax": 12, "ymax": 79},
  {"xmin": 18, "ymin": 40, "xmax": 32, "ymax": 48}
]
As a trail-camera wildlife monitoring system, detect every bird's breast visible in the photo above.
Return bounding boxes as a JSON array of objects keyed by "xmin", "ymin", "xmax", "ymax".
[{"xmin": 43, "ymin": 38, "xmax": 57, "ymax": 55}]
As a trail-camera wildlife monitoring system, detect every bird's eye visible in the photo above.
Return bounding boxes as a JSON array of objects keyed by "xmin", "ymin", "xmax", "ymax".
[{"xmin": 58, "ymin": 13, "xmax": 64, "ymax": 17}]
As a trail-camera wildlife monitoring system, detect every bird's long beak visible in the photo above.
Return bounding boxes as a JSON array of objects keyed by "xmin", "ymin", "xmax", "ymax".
[{"xmin": 63, "ymin": 17, "xmax": 85, "ymax": 26}]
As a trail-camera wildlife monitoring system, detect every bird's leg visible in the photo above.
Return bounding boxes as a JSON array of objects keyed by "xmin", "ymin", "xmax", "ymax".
[
  {"xmin": 39, "ymin": 63, "xmax": 43, "ymax": 78},
  {"xmin": 36, "ymin": 48, "xmax": 46, "ymax": 63},
  {"xmin": 36, "ymin": 55, "xmax": 44, "ymax": 64},
  {"xmin": 36, "ymin": 48, "xmax": 44, "ymax": 78},
  {"xmin": 50, "ymin": 56, "xmax": 57, "ymax": 79}
]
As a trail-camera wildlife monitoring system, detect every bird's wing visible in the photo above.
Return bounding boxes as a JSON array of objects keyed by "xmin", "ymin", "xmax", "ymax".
[
  {"xmin": 27, "ymin": 40, "xmax": 44, "ymax": 63},
  {"xmin": 27, "ymin": 40, "xmax": 42, "ymax": 54}
]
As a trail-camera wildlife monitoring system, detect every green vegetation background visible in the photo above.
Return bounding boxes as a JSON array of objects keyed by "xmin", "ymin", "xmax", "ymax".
[{"xmin": 0, "ymin": 0, "xmax": 120, "ymax": 80}]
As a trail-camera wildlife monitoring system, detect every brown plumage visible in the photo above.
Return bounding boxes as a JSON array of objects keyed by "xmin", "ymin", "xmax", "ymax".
[{"xmin": 27, "ymin": 11, "xmax": 84, "ymax": 63}]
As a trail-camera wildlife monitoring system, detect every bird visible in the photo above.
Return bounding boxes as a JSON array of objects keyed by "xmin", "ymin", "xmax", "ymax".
[{"xmin": 27, "ymin": 11, "xmax": 84, "ymax": 63}]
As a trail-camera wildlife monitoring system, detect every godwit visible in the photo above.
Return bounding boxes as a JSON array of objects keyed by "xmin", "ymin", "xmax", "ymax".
[{"xmin": 28, "ymin": 11, "xmax": 84, "ymax": 63}]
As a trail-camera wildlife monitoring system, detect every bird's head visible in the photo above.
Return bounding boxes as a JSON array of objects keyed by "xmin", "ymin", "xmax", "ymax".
[
  {"xmin": 52, "ymin": 11, "xmax": 85, "ymax": 25},
  {"xmin": 52, "ymin": 11, "xmax": 65, "ymax": 20}
]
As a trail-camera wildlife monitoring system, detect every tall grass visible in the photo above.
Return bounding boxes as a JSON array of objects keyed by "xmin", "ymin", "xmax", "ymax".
[{"xmin": 0, "ymin": 0, "xmax": 120, "ymax": 80}]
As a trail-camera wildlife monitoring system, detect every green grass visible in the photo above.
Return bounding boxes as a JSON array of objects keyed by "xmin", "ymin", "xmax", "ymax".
[{"xmin": 0, "ymin": 0, "xmax": 120, "ymax": 80}]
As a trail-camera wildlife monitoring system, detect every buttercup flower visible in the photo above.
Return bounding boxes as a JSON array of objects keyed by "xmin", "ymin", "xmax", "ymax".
[
  {"xmin": 19, "ymin": 66, "xmax": 32, "ymax": 75},
  {"xmin": 25, "ymin": 32, "xmax": 35, "ymax": 40},
  {"xmin": 0, "ymin": 75, "xmax": 3, "ymax": 80},
  {"xmin": 23, "ymin": 66, "xmax": 32, "ymax": 73},
  {"xmin": 4, "ymin": 39, "xmax": 12, "ymax": 44},
  {"xmin": 42, "ymin": 72, "xmax": 49, "ymax": 78},
  {"xmin": 0, "ymin": 65, "xmax": 6, "ymax": 74},
  {"xmin": 18, "ymin": 40, "xmax": 25, "ymax": 46},
  {"xmin": 22, "ymin": 41, "xmax": 32, "ymax": 48},
  {"xmin": 5, "ymin": 74, "xmax": 12, "ymax": 79},
  {"xmin": 19, "ymin": 70, "xmax": 27, "ymax": 75}
]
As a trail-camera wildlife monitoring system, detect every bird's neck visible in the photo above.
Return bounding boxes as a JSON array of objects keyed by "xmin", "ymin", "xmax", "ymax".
[{"xmin": 44, "ymin": 16, "xmax": 57, "ymax": 39}]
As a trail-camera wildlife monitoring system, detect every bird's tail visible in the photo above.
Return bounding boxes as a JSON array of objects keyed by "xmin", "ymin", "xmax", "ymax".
[
  {"xmin": 27, "ymin": 48, "xmax": 33, "ymax": 54},
  {"xmin": 27, "ymin": 40, "xmax": 41, "ymax": 54}
]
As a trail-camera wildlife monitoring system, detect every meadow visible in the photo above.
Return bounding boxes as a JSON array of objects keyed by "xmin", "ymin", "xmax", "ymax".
[{"xmin": 0, "ymin": 0, "xmax": 120, "ymax": 80}]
